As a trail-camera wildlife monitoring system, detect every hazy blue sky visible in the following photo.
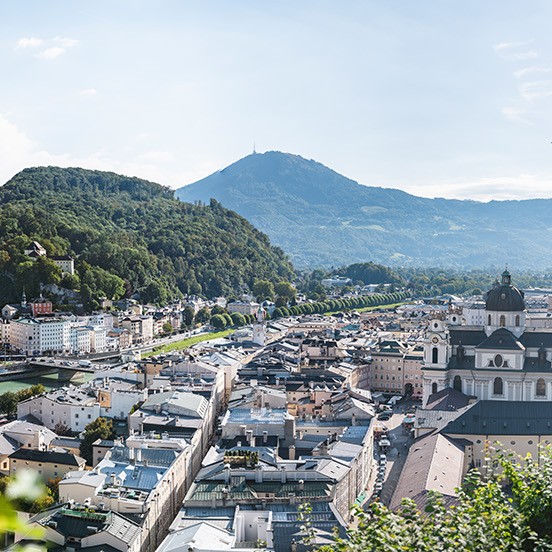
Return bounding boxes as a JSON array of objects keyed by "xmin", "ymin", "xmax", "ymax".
[{"xmin": 2, "ymin": 0, "xmax": 552, "ymax": 200}]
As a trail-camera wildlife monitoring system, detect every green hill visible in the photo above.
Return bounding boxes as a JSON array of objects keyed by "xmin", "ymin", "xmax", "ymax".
[
  {"xmin": 176, "ymin": 151, "xmax": 552, "ymax": 269},
  {"xmin": 0, "ymin": 166, "xmax": 294, "ymax": 306}
]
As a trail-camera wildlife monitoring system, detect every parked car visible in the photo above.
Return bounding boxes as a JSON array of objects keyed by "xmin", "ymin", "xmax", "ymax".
[{"xmin": 377, "ymin": 411, "xmax": 392, "ymax": 421}]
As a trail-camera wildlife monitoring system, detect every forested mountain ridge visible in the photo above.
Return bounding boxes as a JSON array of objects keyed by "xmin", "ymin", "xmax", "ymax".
[
  {"xmin": 0, "ymin": 166, "xmax": 294, "ymax": 305},
  {"xmin": 176, "ymin": 151, "xmax": 552, "ymax": 269}
]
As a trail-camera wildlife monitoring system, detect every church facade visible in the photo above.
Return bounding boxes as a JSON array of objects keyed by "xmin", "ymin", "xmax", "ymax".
[{"xmin": 422, "ymin": 270, "xmax": 552, "ymax": 404}]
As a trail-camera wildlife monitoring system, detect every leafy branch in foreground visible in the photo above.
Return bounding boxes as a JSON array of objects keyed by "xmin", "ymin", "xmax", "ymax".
[{"xmin": 319, "ymin": 446, "xmax": 552, "ymax": 552}]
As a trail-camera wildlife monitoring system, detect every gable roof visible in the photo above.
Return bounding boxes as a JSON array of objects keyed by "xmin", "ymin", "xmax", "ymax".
[
  {"xmin": 390, "ymin": 433, "xmax": 464, "ymax": 511},
  {"xmin": 475, "ymin": 328, "xmax": 525, "ymax": 351}
]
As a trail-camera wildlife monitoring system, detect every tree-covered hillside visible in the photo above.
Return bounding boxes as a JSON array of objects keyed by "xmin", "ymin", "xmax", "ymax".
[{"xmin": 0, "ymin": 167, "xmax": 294, "ymax": 306}]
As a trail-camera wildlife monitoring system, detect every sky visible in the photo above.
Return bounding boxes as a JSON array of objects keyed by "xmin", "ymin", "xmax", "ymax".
[{"xmin": 2, "ymin": 0, "xmax": 552, "ymax": 201}]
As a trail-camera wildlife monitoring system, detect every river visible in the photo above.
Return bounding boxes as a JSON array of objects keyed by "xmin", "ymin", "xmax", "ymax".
[{"xmin": 0, "ymin": 372, "xmax": 95, "ymax": 394}]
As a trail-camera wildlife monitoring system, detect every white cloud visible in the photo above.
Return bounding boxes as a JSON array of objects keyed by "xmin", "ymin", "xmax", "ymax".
[
  {"xmin": 15, "ymin": 37, "xmax": 43, "ymax": 50},
  {"xmin": 519, "ymin": 80, "xmax": 552, "ymax": 102},
  {"xmin": 493, "ymin": 41, "xmax": 538, "ymax": 61},
  {"xmin": 0, "ymin": 114, "xmax": 187, "ymax": 189},
  {"xmin": 16, "ymin": 36, "xmax": 78, "ymax": 60},
  {"xmin": 53, "ymin": 36, "xmax": 79, "ymax": 48},
  {"xmin": 494, "ymin": 41, "xmax": 531, "ymax": 52},
  {"xmin": 514, "ymin": 66, "xmax": 552, "ymax": 79},
  {"xmin": 79, "ymin": 88, "xmax": 98, "ymax": 97},
  {"xmin": 501, "ymin": 106, "xmax": 532, "ymax": 126},
  {"xmin": 510, "ymin": 51, "xmax": 539, "ymax": 60},
  {"xmin": 36, "ymin": 46, "xmax": 66, "ymax": 60},
  {"xmin": 407, "ymin": 174, "xmax": 552, "ymax": 201}
]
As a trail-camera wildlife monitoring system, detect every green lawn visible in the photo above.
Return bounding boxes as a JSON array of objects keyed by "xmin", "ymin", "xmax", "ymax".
[
  {"xmin": 142, "ymin": 329, "xmax": 233, "ymax": 358},
  {"xmin": 323, "ymin": 301, "xmax": 408, "ymax": 316}
]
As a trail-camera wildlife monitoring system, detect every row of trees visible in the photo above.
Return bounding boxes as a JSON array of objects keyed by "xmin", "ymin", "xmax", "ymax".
[{"xmin": 271, "ymin": 292, "xmax": 408, "ymax": 319}]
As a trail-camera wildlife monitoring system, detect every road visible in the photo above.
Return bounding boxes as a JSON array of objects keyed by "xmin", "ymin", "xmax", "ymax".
[{"xmin": 365, "ymin": 400, "xmax": 419, "ymax": 508}]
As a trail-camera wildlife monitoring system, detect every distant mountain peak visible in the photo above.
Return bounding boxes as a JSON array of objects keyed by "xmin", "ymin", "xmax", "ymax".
[{"xmin": 176, "ymin": 152, "xmax": 552, "ymax": 269}]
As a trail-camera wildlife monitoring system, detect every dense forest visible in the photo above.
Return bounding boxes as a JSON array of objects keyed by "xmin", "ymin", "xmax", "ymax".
[{"xmin": 0, "ymin": 167, "xmax": 294, "ymax": 306}]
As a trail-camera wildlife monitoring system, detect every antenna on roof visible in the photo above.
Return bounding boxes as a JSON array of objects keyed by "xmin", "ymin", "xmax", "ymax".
[{"xmin": 253, "ymin": 141, "xmax": 256, "ymax": 154}]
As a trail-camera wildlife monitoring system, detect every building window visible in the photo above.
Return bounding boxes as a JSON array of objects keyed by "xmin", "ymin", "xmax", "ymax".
[
  {"xmin": 515, "ymin": 315, "xmax": 520, "ymax": 326},
  {"xmin": 432, "ymin": 382, "xmax": 437, "ymax": 394},
  {"xmin": 499, "ymin": 315, "xmax": 506, "ymax": 327},
  {"xmin": 453, "ymin": 375, "xmax": 462, "ymax": 392},
  {"xmin": 494, "ymin": 354, "xmax": 503, "ymax": 368},
  {"xmin": 536, "ymin": 378, "xmax": 546, "ymax": 397},
  {"xmin": 432, "ymin": 347, "xmax": 438, "ymax": 364},
  {"xmin": 488, "ymin": 314, "xmax": 492, "ymax": 325},
  {"xmin": 493, "ymin": 377, "xmax": 503, "ymax": 396}
]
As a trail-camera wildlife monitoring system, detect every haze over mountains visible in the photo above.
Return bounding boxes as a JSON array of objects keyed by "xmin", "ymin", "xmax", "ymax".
[{"xmin": 176, "ymin": 151, "xmax": 552, "ymax": 269}]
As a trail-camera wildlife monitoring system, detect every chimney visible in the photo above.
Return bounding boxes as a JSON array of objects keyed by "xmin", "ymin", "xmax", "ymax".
[
  {"xmin": 262, "ymin": 431, "xmax": 268, "ymax": 444},
  {"xmin": 135, "ymin": 448, "xmax": 142, "ymax": 463},
  {"xmin": 289, "ymin": 445, "xmax": 296, "ymax": 461},
  {"xmin": 255, "ymin": 465, "xmax": 263, "ymax": 483},
  {"xmin": 241, "ymin": 425, "xmax": 247, "ymax": 436},
  {"xmin": 280, "ymin": 466, "xmax": 287, "ymax": 484},
  {"xmin": 246, "ymin": 429, "xmax": 253, "ymax": 445},
  {"xmin": 298, "ymin": 479, "xmax": 304, "ymax": 491}
]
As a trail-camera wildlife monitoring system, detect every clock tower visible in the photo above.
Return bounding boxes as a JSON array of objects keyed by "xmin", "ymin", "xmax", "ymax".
[{"xmin": 422, "ymin": 318, "xmax": 449, "ymax": 402}]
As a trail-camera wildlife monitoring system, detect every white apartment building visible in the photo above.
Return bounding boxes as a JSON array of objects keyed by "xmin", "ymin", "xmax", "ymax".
[
  {"xmin": 10, "ymin": 318, "xmax": 70, "ymax": 354},
  {"xmin": 18, "ymin": 387, "xmax": 101, "ymax": 433},
  {"xmin": 9, "ymin": 317, "xmax": 108, "ymax": 355}
]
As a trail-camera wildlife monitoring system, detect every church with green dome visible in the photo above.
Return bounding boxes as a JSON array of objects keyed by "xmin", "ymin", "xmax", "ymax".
[{"xmin": 422, "ymin": 270, "xmax": 552, "ymax": 404}]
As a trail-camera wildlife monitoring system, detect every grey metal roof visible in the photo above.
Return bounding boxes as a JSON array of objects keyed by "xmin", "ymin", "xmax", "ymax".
[
  {"xmin": 475, "ymin": 328, "xmax": 524, "ymax": 351},
  {"xmin": 520, "ymin": 331, "xmax": 552, "ymax": 348},
  {"xmin": 449, "ymin": 328, "xmax": 486, "ymax": 346},
  {"xmin": 425, "ymin": 388, "xmax": 472, "ymax": 411},
  {"xmin": 443, "ymin": 401, "xmax": 552, "ymax": 436},
  {"xmin": 524, "ymin": 357, "xmax": 552, "ymax": 372},
  {"xmin": 9, "ymin": 448, "xmax": 84, "ymax": 466}
]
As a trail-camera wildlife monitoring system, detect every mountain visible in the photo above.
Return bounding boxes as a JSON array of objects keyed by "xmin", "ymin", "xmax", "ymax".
[
  {"xmin": 0, "ymin": 167, "xmax": 294, "ymax": 305},
  {"xmin": 176, "ymin": 151, "xmax": 552, "ymax": 269}
]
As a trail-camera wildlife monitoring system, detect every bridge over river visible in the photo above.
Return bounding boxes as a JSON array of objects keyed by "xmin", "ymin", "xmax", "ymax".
[{"xmin": 0, "ymin": 357, "xmax": 99, "ymax": 382}]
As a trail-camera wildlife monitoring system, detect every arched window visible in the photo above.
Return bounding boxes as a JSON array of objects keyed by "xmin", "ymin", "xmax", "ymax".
[
  {"xmin": 432, "ymin": 347, "xmax": 438, "ymax": 364},
  {"xmin": 499, "ymin": 315, "xmax": 506, "ymax": 327},
  {"xmin": 515, "ymin": 315, "xmax": 520, "ymax": 326},
  {"xmin": 537, "ymin": 378, "xmax": 546, "ymax": 397},
  {"xmin": 432, "ymin": 382, "xmax": 438, "ymax": 394},
  {"xmin": 488, "ymin": 314, "xmax": 492, "ymax": 325},
  {"xmin": 493, "ymin": 377, "xmax": 503, "ymax": 395},
  {"xmin": 453, "ymin": 375, "xmax": 462, "ymax": 392}
]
